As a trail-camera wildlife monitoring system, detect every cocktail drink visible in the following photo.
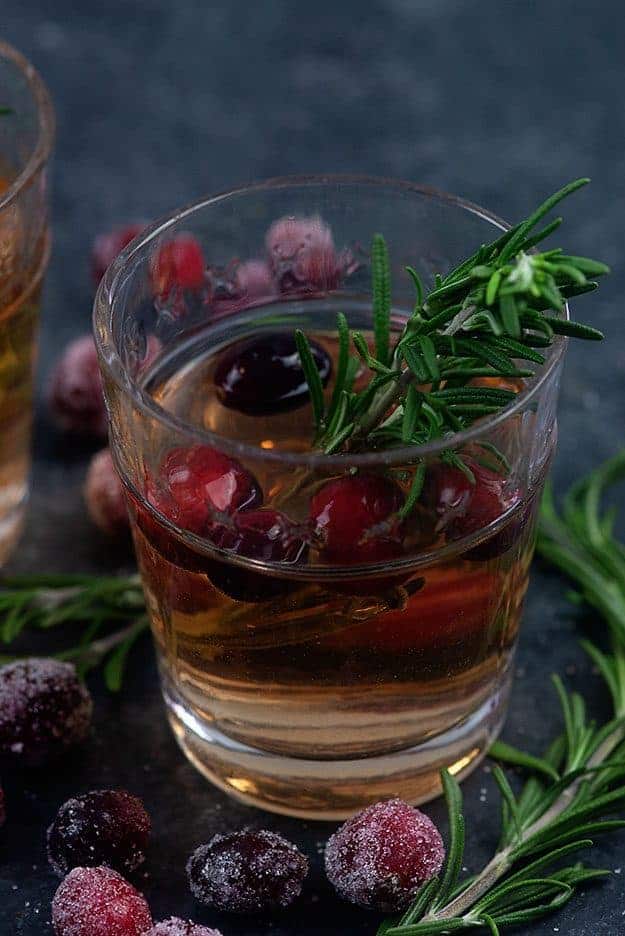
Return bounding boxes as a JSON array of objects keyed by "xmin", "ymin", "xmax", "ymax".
[
  {"xmin": 0, "ymin": 41, "xmax": 54, "ymax": 564},
  {"xmin": 95, "ymin": 178, "xmax": 566, "ymax": 819}
]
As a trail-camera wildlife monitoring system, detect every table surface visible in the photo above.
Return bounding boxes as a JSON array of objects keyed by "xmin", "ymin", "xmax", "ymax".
[{"xmin": 2, "ymin": 1, "xmax": 625, "ymax": 933}]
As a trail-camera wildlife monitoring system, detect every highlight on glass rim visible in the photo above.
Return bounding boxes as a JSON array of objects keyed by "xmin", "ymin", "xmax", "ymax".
[{"xmin": 0, "ymin": 6, "xmax": 623, "ymax": 935}]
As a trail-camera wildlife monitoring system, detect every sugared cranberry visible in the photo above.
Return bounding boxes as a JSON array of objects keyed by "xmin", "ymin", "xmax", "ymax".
[
  {"xmin": 207, "ymin": 509, "xmax": 307, "ymax": 601},
  {"xmin": 265, "ymin": 215, "xmax": 344, "ymax": 291},
  {"xmin": 146, "ymin": 920, "xmax": 222, "ymax": 936},
  {"xmin": 51, "ymin": 866, "xmax": 152, "ymax": 936},
  {"xmin": 91, "ymin": 224, "xmax": 145, "ymax": 287},
  {"xmin": 0, "ymin": 659, "xmax": 92, "ymax": 767},
  {"xmin": 47, "ymin": 336, "xmax": 107, "ymax": 438},
  {"xmin": 214, "ymin": 332, "xmax": 332, "ymax": 416},
  {"xmin": 310, "ymin": 474, "xmax": 405, "ymax": 565},
  {"xmin": 47, "ymin": 790, "xmax": 151, "ymax": 877},
  {"xmin": 187, "ymin": 829, "xmax": 308, "ymax": 913},
  {"xmin": 84, "ymin": 449, "xmax": 129, "ymax": 537},
  {"xmin": 325, "ymin": 799, "xmax": 445, "ymax": 912},
  {"xmin": 152, "ymin": 235, "xmax": 205, "ymax": 298},
  {"xmin": 235, "ymin": 259, "xmax": 275, "ymax": 299}
]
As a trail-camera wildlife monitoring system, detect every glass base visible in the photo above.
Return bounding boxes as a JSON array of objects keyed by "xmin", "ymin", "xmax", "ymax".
[{"xmin": 162, "ymin": 669, "xmax": 512, "ymax": 820}]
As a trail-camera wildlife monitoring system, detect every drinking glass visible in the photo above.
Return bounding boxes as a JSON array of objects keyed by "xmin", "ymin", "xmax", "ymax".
[
  {"xmin": 0, "ymin": 40, "xmax": 54, "ymax": 564},
  {"xmin": 94, "ymin": 177, "xmax": 564, "ymax": 819}
]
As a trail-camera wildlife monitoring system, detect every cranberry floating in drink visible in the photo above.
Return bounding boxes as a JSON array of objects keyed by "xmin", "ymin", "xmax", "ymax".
[{"xmin": 95, "ymin": 177, "xmax": 606, "ymax": 818}]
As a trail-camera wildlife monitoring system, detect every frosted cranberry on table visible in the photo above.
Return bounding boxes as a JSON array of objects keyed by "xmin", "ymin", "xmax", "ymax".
[
  {"xmin": 84, "ymin": 448, "xmax": 129, "ymax": 537},
  {"xmin": 0, "ymin": 659, "xmax": 92, "ymax": 767},
  {"xmin": 325, "ymin": 798, "xmax": 445, "ymax": 912},
  {"xmin": 52, "ymin": 866, "xmax": 152, "ymax": 936},
  {"xmin": 187, "ymin": 828, "xmax": 308, "ymax": 913},
  {"xmin": 265, "ymin": 215, "xmax": 348, "ymax": 291},
  {"xmin": 91, "ymin": 223, "xmax": 146, "ymax": 287},
  {"xmin": 146, "ymin": 920, "xmax": 222, "ymax": 936},
  {"xmin": 47, "ymin": 335, "xmax": 107, "ymax": 438},
  {"xmin": 47, "ymin": 789, "xmax": 151, "ymax": 876}
]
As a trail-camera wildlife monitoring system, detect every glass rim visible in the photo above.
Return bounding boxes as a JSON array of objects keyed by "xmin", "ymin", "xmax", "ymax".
[
  {"xmin": 94, "ymin": 173, "xmax": 568, "ymax": 469},
  {"xmin": 0, "ymin": 39, "xmax": 55, "ymax": 213}
]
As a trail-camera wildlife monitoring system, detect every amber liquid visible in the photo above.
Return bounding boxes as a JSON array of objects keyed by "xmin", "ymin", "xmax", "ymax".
[
  {"xmin": 128, "ymin": 308, "xmax": 542, "ymax": 815},
  {"xmin": 0, "ymin": 175, "xmax": 44, "ymax": 564}
]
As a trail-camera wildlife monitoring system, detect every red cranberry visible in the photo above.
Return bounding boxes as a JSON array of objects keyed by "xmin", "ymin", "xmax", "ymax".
[
  {"xmin": 91, "ymin": 224, "xmax": 145, "ymax": 287},
  {"xmin": 47, "ymin": 336, "xmax": 107, "ymax": 438},
  {"xmin": 214, "ymin": 333, "xmax": 332, "ymax": 416},
  {"xmin": 47, "ymin": 790, "xmax": 151, "ymax": 877},
  {"xmin": 147, "ymin": 920, "xmax": 222, "ymax": 936},
  {"xmin": 310, "ymin": 474, "xmax": 405, "ymax": 565},
  {"xmin": 84, "ymin": 449, "xmax": 129, "ymax": 537},
  {"xmin": 422, "ymin": 463, "xmax": 474, "ymax": 529},
  {"xmin": 234, "ymin": 259, "xmax": 275, "ymax": 299},
  {"xmin": 325, "ymin": 798, "xmax": 445, "ymax": 912},
  {"xmin": 265, "ymin": 215, "xmax": 343, "ymax": 291},
  {"xmin": 187, "ymin": 829, "xmax": 308, "ymax": 913},
  {"xmin": 0, "ymin": 659, "xmax": 92, "ymax": 767},
  {"xmin": 152, "ymin": 234, "xmax": 205, "ymax": 298},
  {"xmin": 52, "ymin": 866, "xmax": 152, "ymax": 936}
]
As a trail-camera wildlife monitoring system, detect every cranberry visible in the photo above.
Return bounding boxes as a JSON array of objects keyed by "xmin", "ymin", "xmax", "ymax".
[
  {"xmin": 84, "ymin": 449, "xmax": 129, "ymax": 537},
  {"xmin": 265, "ymin": 215, "xmax": 343, "ymax": 291},
  {"xmin": 206, "ymin": 509, "xmax": 307, "ymax": 601},
  {"xmin": 214, "ymin": 333, "xmax": 332, "ymax": 416},
  {"xmin": 146, "ymin": 920, "xmax": 222, "ymax": 936},
  {"xmin": 51, "ymin": 866, "xmax": 152, "ymax": 936},
  {"xmin": 310, "ymin": 473, "xmax": 405, "ymax": 565},
  {"xmin": 91, "ymin": 224, "xmax": 145, "ymax": 287},
  {"xmin": 422, "ymin": 463, "xmax": 475, "ymax": 530},
  {"xmin": 0, "ymin": 659, "xmax": 92, "ymax": 767},
  {"xmin": 47, "ymin": 790, "xmax": 151, "ymax": 877},
  {"xmin": 325, "ymin": 798, "xmax": 445, "ymax": 912},
  {"xmin": 234, "ymin": 259, "xmax": 275, "ymax": 299},
  {"xmin": 152, "ymin": 235, "xmax": 205, "ymax": 298},
  {"xmin": 187, "ymin": 829, "xmax": 308, "ymax": 913},
  {"xmin": 47, "ymin": 336, "xmax": 107, "ymax": 438}
]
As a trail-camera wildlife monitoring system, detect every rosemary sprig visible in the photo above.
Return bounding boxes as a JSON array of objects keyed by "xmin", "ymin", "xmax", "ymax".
[
  {"xmin": 376, "ymin": 452, "xmax": 625, "ymax": 934},
  {"xmin": 0, "ymin": 573, "xmax": 148, "ymax": 691},
  {"xmin": 305, "ymin": 180, "xmax": 607, "ymax": 457}
]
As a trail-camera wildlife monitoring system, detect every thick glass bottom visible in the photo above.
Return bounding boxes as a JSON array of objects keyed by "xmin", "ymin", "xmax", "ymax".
[{"xmin": 162, "ymin": 666, "xmax": 512, "ymax": 820}]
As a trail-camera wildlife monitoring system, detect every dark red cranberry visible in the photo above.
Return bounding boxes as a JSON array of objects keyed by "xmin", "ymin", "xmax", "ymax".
[
  {"xmin": 206, "ymin": 509, "xmax": 307, "ymax": 601},
  {"xmin": 147, "ymin": 920, "xmax": 222, "ymax": 936},
  {"xmin": 47, "ymin": 336, "xmax": 107, "ymax": 438},
  {"xmin": 91, "ymin": 224, "xmax": 145, "ymax": 287},
  {"xmin": 265, "ymin": 215, "xmax": 344, "ymax": 291},
  {"xmin": 84, "ymin": 449, "xmax": 129, "ymax": 537},
  {"xmin": 422, "ymin": 462, "xmax": 474, "ymax": 530},
  {"xmin": 310, "ymin": 473, "xmax": 405, "ymax": 565},
  {"xmin": 0, "ymin": 659, "xmax": 92, "ymax": 767},
  {"xmin": 52, "ymin": 866, "xmax": 152, "ymax": 936},
  {"xmin": 152, "ymin": 235, "xmax": 205, "ymax": 298},
  {"xmin": 187, "ymin": 828, "xmax": 308, "ymax": 913},
  {"xmin": 325, "ymin": 798, "xmax": 445, "ymax": 912},
  {"xmin": 47, "ymin": 790, "xmax": 151, "ymax": 877},
  {"xmin": 214, "ymin": 332, "xmax": 332, "ymax": 416}
]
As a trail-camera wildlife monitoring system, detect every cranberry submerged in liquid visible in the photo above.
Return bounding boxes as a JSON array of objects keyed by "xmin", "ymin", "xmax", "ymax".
[{"xmin": 214, "ymin": 332, "xmax": 332, "ymax": 416}]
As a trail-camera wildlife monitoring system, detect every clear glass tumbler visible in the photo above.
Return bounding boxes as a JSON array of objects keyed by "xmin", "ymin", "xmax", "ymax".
[
  {"xmin": 0, "ymin": 40, "xmax": 54, "ymax": 564},
  {"xmin": 94, "ymin": 177, "xmax": 565, "ymax": 819}
]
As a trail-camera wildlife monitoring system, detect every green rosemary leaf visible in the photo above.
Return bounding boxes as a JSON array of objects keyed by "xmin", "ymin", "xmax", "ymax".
[
  {"xmin": 473, "ymin": 442, "xmax": 511, "ymax": 474},
  {"xmin": 327, "ymin": 312, "xmax": 350, "ymax": 422},
  {"xmin": 489, "ymin": 740, "xmax": 559, "ymax": 782},
  {"xmin": 559, "ymin": 280, "xmax": 599, "ymax": 299},
  {"xmin": 323, "ymin": 422, "xmax": 355, "ymax": 454},
  {"xmin": 352, "ymin": 331, "xmax": 395, "ymax": 374},
  {"xmin": 372, "ymin": 233, "xmax": 391, "ymax": 367},
  {"xmin": 398, "ymin": 464, "xmax": 426, "ymax": 522},
  {"xmin": 103, "ymin": 618, "xmax": 148, "ymax": 692},
  {"xmin": 0, "ymin": 106, "xmax": 13, "ymax": 115},
  {"xmin": 519, "ymin": 216, "xmax": 563, "ymax": 252},
  {"xmin": 479, "ymin": 912, "xmax": 500, "ymax": 936},
  {"xmin": 492, "ymin": 766, "xmax": 522, "ymax": 841},
  {"xmin": 405, "ymin": 265, "xmax": 424, "ymax": 306},
  {"xmin": 432, "ymin": 770, "xmax": 465, "ymax": 909},
  {"xmin": 485, "ymin": 269, "xmax": 502, "ymax": 306},
  {"xmin": 403, "ymin": 344, "xmax": 429, "ymax": 383},
  {"xmin": 417, "ymin": 335, "xmax": 440, "ymax": 384},
  {"xmin": 402, "ymin": 385, "xmax": 421, "ymax": 443},
  {"xmin": 541, "ymin": 315, "xmax": 604, "ymax": 340},
  {"xmin": 499, "ymin": 293, "xmax": 521, "ymax": 337},
  {"xmin": 397, "ymin": 877, "xmax": 441, "ymax": 927},
  {"xmin": 490, "ymin": 334, "xmax": 546, "ymax": 365},
  {"xmin": 499, "ymin": 178, "xmax": 590, "ymax": 263},
  {"xmin": 294, "ymin": 329, "xmax": 325, "ymax": 432},
  {"xmin": 557, "ymin": 255, "xmax": 610, "ymax": 276}
]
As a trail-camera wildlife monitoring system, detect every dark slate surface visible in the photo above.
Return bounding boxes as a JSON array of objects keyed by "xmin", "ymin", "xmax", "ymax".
[{"xmin": 2, "ymin": 0, "xmax": 625, "ymax": 932}]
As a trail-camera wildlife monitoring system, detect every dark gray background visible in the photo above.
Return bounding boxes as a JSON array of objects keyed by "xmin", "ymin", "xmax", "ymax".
[{"xmin": 2, "ymin": 0, "xmax": 625, "ymax": 933}]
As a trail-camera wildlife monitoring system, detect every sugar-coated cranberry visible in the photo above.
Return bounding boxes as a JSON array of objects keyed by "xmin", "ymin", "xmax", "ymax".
[
  {"xmin": 206, "ymin": 509, "xmax": 307, "ymax": 601},
  {"xmin": 152, "ymin": 235, "xmax": 205, "ymax": 298},
  {"xmin": 52, "ymin": 866, "xmax": 152, "ymax": 936},
  {"xmin": 0, "ymin": 659, "xmax": 92, "ymax": 767},
  {"xmin": 187, "ymin": 829, "xmax": 308, "ymax": 913},
  {"xmin": 310, "ymin": 474, "xmax": 405, "ymax": 565},
  {"xmin": 265, "ymin": 215, "xmax": 344, "ymax": 291},
  {"xmin": 91, "ymin": 224, "xmax": 145, "ymax": 287},
  {"xmin": 235, "ymin": 259, "xmax": 275, "ymax": 299},
  {"xmin": 214, "ymin": 332, "xmax": 332, "ymax": 416},
  {"xmin": 47, "ymin": 790, "xmax": 151, "ymax": 877},
  {"xmin": 47, "ymin": 336, "xmax": 107, "ymax": 438},
  {"xmin": 84, "ymin": 449, "xmax": 129, "ymax": 537},
  {"xmin": 146, "ymin": 920, "xmax": 222, "ymax": 936},
  {"xmin": 325, "ymin": 799, "xmax": 445, "ymax": 912}
]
